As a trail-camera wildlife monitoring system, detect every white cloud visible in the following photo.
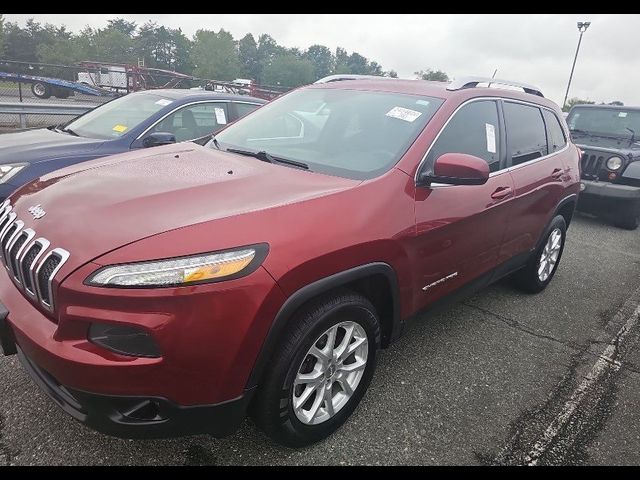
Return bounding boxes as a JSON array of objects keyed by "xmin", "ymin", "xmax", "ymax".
[{"xmin": 4, "ymin": 13, "xmax": 638, "ymax": 106}]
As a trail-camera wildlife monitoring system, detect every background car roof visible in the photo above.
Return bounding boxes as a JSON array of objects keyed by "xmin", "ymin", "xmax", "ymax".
[{"xmin": 132, "ymin": 89, "xmax": 267, "ymax": 104}]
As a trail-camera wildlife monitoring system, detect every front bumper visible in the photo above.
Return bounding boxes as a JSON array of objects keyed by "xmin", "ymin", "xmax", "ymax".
[
  {"xmin": 578, "ymin": 179, "xmax": 640, "ymax": 215},
  {"xmin": 5, "ymin": 337, "xmax": 253, "ymax": 438}
]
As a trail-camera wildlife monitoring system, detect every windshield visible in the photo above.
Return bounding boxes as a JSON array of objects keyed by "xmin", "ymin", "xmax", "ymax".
[
  {"xmin": 210, "ymin": 88, "xmax": 444, "ymax": 180},
  {"xmin": 63, "ymin": 92, "xmax": 175, "ymax": 139},
  {"xmin": 567, "ymin": 107, "xmax": 640, "ymax": 139}
]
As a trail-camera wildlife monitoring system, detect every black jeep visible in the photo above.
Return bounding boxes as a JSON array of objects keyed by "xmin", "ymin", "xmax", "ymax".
[{"xmin": 568, "ymin": 104, "xmax": 640, "ymax": 229}]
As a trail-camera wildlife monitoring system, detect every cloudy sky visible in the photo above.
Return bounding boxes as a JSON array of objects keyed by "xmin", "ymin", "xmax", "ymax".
[{"xmin": 4, "ymin": 14, "xmax": 638, "ymax": 106}]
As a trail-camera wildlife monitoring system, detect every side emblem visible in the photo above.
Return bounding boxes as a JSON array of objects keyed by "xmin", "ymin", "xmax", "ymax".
[{"xmin": 28, "ymin": 204, "xmax": 46, "ymax": 220}]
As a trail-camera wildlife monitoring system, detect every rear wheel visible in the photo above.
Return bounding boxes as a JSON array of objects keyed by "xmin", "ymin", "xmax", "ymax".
[
  {"xmin": 250, "ymin": 291, "xmax": 380, "ymax": 447},
  {"xmin": 31, "ymin": 82, "xmax": 51, "ymax": 99},
  {"xmin": 513, "ymin": 215, "xmax": 567, "ymax": 293}
]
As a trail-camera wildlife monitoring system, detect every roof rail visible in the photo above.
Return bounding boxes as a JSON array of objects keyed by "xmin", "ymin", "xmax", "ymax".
[
  {"xmin": 313, "ymin": 74, "xmax": 391, "ymax": 84},
  {"xmin": 447, "ymin": 76, "xmax": 544, "ymax": 97}
]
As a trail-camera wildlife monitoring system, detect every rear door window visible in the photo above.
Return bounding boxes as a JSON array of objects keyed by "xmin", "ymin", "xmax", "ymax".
[{"xmin": 504, "ymin": 102, "xmax": 548, "ymax": 166}]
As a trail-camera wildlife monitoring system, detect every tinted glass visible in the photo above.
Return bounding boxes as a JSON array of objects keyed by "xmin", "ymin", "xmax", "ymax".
[
  {"xmin": 65, "ymin": 92, "xmax": 172, "ymax": 140},
  {"xmin": 150, "ymin": 103, "xmax": 229, "ymax": 142},
  {"xmin": 427, "ymin": 100, "xmax": 501, "ymax": 172},
  {"xmin": 504, "ymin": 102, "xmax": 548, "ymax": 166},
  {"xmin": 543, "ymin": 109, "xmax": 567, "ymax": 153},
  {"xmin": 211, "ymin": 88, "xmax": 444, "ymax": 180}
]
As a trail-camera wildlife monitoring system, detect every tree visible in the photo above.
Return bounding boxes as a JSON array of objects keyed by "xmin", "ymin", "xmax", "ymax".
[
  {"xmin": 93, "ymin": 28, "xmax": 135, "ymax": 63},
  {"xmin": 256, "ymin": 33, "xmax": 284, "ymax": 82},
  {"xmin": 0, "ymin": 15, "xmax": 5, "ymax": 56},
  {"xmin": 261, "ymin": 53, "xmax": 315, "ymax": 88},
  {"xmin": 304, "ymin": 44, "xmax": 333, "ymax": 80},
  {"xmin": 190, "ymin": 29, "xmax": 241, "ymax": 80},
  {"xmin": 238, "ymin": 33, "xmax": 259, "ymax": 79},
  {"xmin": 563, "ymin": 97, "xmax": 595, "ymax": 112},
  {"xmin": 384, "ymin": 70, "xmax": 398, "ymax": 78},
  {"xmin": 107, "ymin": 18, "xmax": 137, "ymax": 37},
  {"xmin": 415, "ymin": 69, "xmax": 449, "ymax": 82},
  {"xmin": 609, "ymin": 100, "xmax": 624, "ymax": 106}
]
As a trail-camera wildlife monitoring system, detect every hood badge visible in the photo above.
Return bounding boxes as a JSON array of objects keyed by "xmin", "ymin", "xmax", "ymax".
[{"xmin": 28, "ymin": 204, "xmax": 46, "ymax": 220}]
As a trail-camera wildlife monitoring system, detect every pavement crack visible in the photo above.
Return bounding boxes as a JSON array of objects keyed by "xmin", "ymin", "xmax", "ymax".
[{"xmin": 464, "ymin": 303, "xmax": 583, "ymax": 353}]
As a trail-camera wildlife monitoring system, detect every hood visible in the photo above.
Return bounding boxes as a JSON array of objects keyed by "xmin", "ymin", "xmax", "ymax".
[
  {"xmin": 0, "ymin": 128, "xmax": 104, "ymax": 165},
  {"xmin": 573, "ymin": 132, "xmax": 640, "ymax": 158},
  {"xmin": 8, "ymin": 143, "xmax": 358, "ymax": 272}
]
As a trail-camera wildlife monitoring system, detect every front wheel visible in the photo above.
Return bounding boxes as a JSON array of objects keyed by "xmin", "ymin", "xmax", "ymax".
[
  {"xmin": 613, "ymin": 204, "xmax": 640, "ymax": 230},
  {"xmin": 250, "ymin": 291, "xmax": 381, "ymax": 447},
  {"xmin": 512, "ymin": 215, "xmax": 567, "ymax": 293}
]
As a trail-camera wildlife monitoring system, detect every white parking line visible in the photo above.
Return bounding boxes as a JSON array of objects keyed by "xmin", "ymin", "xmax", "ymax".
[{"xmin": 523, "ymin": 304, "xmax": 640, "ymax": 465}]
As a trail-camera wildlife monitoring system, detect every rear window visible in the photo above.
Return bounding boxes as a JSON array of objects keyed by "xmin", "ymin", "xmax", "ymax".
[{"xmin": 504, "ymin": 102, "xmax": 548, "ymax": 166}]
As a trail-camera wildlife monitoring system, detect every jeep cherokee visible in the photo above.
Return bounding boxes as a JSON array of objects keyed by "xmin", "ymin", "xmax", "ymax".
[{"xmin": 0, "ymin": 75, "xmax": 580, "ymax": 447}]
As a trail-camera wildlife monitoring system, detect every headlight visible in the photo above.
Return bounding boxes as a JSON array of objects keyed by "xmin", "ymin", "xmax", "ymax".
[
  {"xmin": 606, "ymin": 156, "xmax": 623, "ymax": 171},
  {"xmin": 0, "ymin": 163, "xmax": 27, "ymax": 183},
  {"xmin": 86, "ymin": 245, "xmax": 267, "ymax": 287}
]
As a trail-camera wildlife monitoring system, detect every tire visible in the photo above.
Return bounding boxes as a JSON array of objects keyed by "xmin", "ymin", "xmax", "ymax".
[
  {"xmin": 31, "ymin": 82, "xmax": 51, "ymax": 99},
  {"xmin": 54, "ymin": 88, "xmax": 70, "ymax": 99},
  {"xmin": 250, "ymin": 290, "xmax": 381, "ymax": 447},
  {"xmin": 512, "ymin": 215, "xmax": 567, "ymax": 294},
  {"xmin": 613, "ymin": 205, "xmax": 640, "ymax": 230}
]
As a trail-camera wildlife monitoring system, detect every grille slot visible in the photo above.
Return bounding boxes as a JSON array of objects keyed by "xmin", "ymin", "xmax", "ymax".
[
  {"xmin": 581, "ymin": 153, "xmax": 605, "ymax": 177},
  {"xmin": 20, "ymin": 241, "xmax": 44, "ymax": 295},
  {"xmin": 9, "ymin": 232, "xmax": 28, "ymax": 279},
  {"xmin": 0, "ymin": 203, "xmax": 70, "ymax": 313}
]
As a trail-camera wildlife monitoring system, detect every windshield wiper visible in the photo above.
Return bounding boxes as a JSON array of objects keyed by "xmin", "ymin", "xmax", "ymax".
[
  {"xmin": 59, "ymin": 127, "xmax": 79, "ymax": 137},
  {"xmin": 226, "ymin": 148, "xmax": 309, "ymax": 170},
  {"xmin": 627, "ymin": 127, "xmax": 636, "ymax": 145}
]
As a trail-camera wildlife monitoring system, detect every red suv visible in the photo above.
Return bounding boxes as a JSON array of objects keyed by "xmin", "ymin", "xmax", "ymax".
[{"xmin": 0, "ymin": 76, "xmax": 580, "ymax": 447}]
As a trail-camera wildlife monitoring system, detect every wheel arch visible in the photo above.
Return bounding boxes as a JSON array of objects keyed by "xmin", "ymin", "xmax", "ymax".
[{"xmin": 245, "ymin": 262, "xmax": 401, "ymax": 390}]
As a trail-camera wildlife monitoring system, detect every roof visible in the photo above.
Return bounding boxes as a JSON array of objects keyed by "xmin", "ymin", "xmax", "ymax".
[
  {"xmin": 132, "ymin": 89, "xmax": 266, "ymax": 104},
  {"xmin": 309, "ymin": 77, "xmax": 561, "ymax": 110},
  {"xmin": 569, "ymin": 104, "xmax": 640, "ymax": 111}
]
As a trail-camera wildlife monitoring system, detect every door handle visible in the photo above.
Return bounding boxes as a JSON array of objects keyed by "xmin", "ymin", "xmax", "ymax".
[
  {"xmin": 490, "ymin": 186, "xmax": 512, "ymax": 200},
  {"xmin": 551, "ymin": 168, "xmax": 563, "ymax": 179}
]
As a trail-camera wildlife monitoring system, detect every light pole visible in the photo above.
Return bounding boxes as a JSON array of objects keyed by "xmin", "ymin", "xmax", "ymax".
[{"xmin": 562, "ymin": 21, "xmax": 591, "ymax": 110}]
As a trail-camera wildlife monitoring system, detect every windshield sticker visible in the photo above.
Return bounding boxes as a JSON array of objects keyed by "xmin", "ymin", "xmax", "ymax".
[
  {"xmin": 485, "ymin": 123, "xmax": 497, "ymax": 154},
  {"xmin": 619, "ymin": 112, "xmax": 628, "ymax": 118},
  {"xmin": 416, "ymin": 100, "xmax": 431, "ymax": 106},
  {"xmin": 155, "ymin": 99, "xmax": 173, "ymax": 106},
  {"xmin": 214, "ymin": 107, "xmax": 227, "ymax": 124},
  {"xmin": 112, "ymin": 124, "xmax": 128, "ymax": 133},
  {"xmin": 386, "ymin": 106, "xmax": 422, "ymax": 122}
]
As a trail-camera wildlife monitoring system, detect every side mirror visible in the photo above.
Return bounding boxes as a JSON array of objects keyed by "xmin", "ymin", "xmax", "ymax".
[
  {"xmin": 417, "ymin": 152, "xmax": 490, "ymax": 186},
  {"xmin": 143, "ymin": 132, "xmax": 177, "ymax": 148}
]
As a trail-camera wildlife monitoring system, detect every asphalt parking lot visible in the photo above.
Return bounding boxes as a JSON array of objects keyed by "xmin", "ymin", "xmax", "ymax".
[{"xmin": 1, "ymin": 211, "xmax": 640, "ymax": 465}]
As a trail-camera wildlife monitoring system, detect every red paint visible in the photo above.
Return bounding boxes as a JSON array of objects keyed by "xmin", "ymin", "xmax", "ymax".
[
  {"xmin": 433, "ymin": 152, "xmax": 490, "ymax": 181},
  {"xmin": 1, "ymin": 79, "xmax": 580, "ymax": 411}
]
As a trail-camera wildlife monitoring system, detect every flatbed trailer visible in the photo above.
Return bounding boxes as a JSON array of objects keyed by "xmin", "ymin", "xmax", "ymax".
[{"xmin": 0, "ymin": 71, "xmax": 117, "ymax": 99}]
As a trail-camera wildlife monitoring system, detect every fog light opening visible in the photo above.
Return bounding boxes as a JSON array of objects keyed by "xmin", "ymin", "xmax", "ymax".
[
  {"xmin": 121, "ymin": 399, "xmax": 164, "ymax": 422},
  {"xmin": 88, "ymin": 323, "xmax": 161, "ymax": 358}
]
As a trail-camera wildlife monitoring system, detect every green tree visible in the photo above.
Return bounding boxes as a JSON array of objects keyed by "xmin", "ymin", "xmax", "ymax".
[
  {"xmin": 261, "ymin": 53, "xmax": 314, "ymax": 88},
  {"xmin": 93, "ymin": 28, "xmax": 135, "ymax": 63},
  {"xmin": 256, "ymin": 33, "xmax": 284, "ymax": 82},
  {"xmin": 563, "ymin": 97, "xmax": 595, "ymax": 112},
  {"xmin": 238, "ymin": 33, "xmax": 259, "ymax": 79},
  {"xmin": 0, "ymin": 15, "xmax": 5, "ymax": 56},
  {"xmin": 384, "ymin": 70, "xmax": 398, "ymax": 78},
  {"xmin": 415, "ymin": 69, "xmax": 449, "ymax": 81},
  {"xmin": 190, "ymin": 29, "xmax": 241, "ymax": 80},
  {"xmin": 609, "ymin": 100, "xmax": 624, "ymax": 106},
  {"xmin": 107, "ymin": 18, "xmax": 137, "ymax": 37},
  {"xmin": 170, "ymin": 28, "xmax": 192, "ymax": 73},
  {"xmin": 305, "ymin": 44, "xmax": 333, "ymax": 79}
]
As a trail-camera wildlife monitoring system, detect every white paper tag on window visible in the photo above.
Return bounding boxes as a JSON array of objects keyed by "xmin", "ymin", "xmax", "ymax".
[
  {"xmin": 416, "ymin": 100, "xmax": 431, "ymax": 106},
  {"xmin": 485, "ymin": 123, "xmax": 497, "ymax": 153},
  {"xmin": 214, "ymin": 107, "xmax": 227, "ymax": 124},
  {"xmin": 386, "ymin": 106, "xmax": 422, "ymax": 122},
  {"xmin": 619, "ymin": 112, "xmax": 628, "ymax": 118},
  {"xmin": 155, "ymin": 99, "xmax": 172, "ymax": 106}
]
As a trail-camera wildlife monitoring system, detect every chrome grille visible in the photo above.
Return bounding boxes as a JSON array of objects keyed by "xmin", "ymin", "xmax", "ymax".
[{"xmin": 0, "ymin": 202, "xmax": 70, "ymax": 313}]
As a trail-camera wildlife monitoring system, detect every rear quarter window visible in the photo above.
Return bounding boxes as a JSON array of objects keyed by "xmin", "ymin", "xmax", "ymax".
[{"xmin": 543, "ymin": 109, "xmax": 567, "ymax": 153}]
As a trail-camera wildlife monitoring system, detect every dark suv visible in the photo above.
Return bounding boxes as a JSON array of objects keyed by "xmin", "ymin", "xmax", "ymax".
[
  {"xmin": 0, "ymin": 76, "xmax": 580, "ymax": 447},
  {"xmin": 567, "ymin": 104, "xmax": 640, "ymax": 229}
]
